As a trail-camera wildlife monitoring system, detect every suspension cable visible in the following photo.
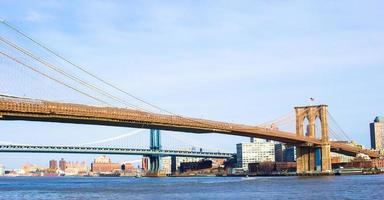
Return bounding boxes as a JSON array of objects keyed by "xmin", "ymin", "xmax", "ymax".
[
  {"xmin": 328, "ymin": 126, "xmax": 343, "ymax": 141},
  {"xmin": 257, "ymin": 112, "xmax": 294, "ymax": 127},
  {"xmin": 3, "ymin": 19, "xmax": 334, "ymax": 140},
  {"xmin": 0, "ymin": 36, "xmax": 147, "ymax": 111},
  {"xmin": 0, "ymin": 20, "xmax": 176, "ymax": 115},
  {"xmin": 162, "ymin": 131, "xmax": 225, "ymax": 152},
  {"xmin": 0, "ymin": 51, "xmax": 110, "ymax": 105},
  {"xmin": 0, "ymin": 20, "xmax": 236, "ymax": 133},
  {"xmin": 327, "ymin": 111, "xmax": 352, "ymax": 141},
  {"xmin": 75, "ymin": 129, "xmax": 146, "ymax": 146}
]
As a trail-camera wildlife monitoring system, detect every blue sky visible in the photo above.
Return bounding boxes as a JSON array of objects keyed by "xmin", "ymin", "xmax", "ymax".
[{"xmin": 0, "ymin": 0, "xmax": 383, "ymax": 168}]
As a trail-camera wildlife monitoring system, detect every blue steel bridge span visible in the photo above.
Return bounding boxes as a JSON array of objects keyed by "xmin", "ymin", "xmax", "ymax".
[{"xmin": 0, "ymin": 144, "xmax": 234, "ymax": 158}]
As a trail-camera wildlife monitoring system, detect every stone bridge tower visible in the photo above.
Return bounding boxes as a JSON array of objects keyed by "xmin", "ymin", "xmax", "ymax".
[{"xmin": 295, "ymin": 105, "xmax": 332, "ymax": 174}]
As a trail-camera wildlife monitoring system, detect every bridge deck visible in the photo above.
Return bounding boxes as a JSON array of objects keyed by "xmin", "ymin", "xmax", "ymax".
[
  {"xmin": 0, "ymin": 96, "xmax": 379, "ymax": 158},
  {"xmin": 0, "ymin": 145, "xmax": 234, "ymax": 158}
]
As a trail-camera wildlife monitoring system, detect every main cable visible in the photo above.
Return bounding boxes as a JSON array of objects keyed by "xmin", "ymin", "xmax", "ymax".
[
  {"xmin": 0, "ymin": 50, "xmax": 110, "ymax": 105},
  {"xmin": 0, "ymin": 20, "xmax": 176, "ymax": 115},
  {"xmin": 327, "ymin": 111, "xmax": 352, "ymax": 141},
  {"xmin": 0, "ymin": 36, "xmax": 147, "ymax": 111},
  {"xmin": 0, "ymin": 20, "xmax": 233, "ymax": 132}
]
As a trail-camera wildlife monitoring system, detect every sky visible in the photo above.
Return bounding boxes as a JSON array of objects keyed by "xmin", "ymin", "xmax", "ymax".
[{"xmin": 0, "ymin": 0, "xmax": 383, "ymax": 169}]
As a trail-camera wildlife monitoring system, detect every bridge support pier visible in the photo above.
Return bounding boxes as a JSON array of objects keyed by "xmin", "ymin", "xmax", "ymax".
[
  {"xmin": 147, "ymin": 129, "xmax": 164, "ymax": 176},
  {"xmin": 149, "ymin": 156, "xmax": 161, "ymax": 173},
  {"xmin": 295, "ymin": 105, "xmax": 332, "ymax": 174},
  {"xmin": 296, "ymin": 145, "xmax": 331, "ymax": 173},
  {"xmin": 320, "ymin": 144, "xmax": 331, "ymax": 172}
]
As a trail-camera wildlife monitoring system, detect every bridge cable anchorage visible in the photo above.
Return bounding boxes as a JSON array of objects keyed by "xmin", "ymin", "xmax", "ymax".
[
  {"xmin": 0, "ymin": 36, "xmax": 149, "ymax": 111},
  {"xmin": 0, "ymin": 20, "xmax": 235, "ymax": 133},
  {"xmin": 0, "ymin": 51, "xmax": 111, "ymax": 105}
]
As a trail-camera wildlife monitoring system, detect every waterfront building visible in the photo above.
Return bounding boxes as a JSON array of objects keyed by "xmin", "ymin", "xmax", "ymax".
[
  {"xmin": 344, "ymin": 157, "xmax": 384, "ymax": 169},
  {"xmin": 331, "ymin": 152, "xmax": 353, "ymax": 163},
  {"xmin": 91, "ymin": 155, "xmax": 120, "ymax": 174},
  {"xmin": 171, "ymin": 156, "xmax": 204, "ymax": 173},
  {"xmin": 248, "ymin": 162, "xmax": 296, "ymax": 175},
  {"xmin": 236, "ymin": 138, "xmax": 275, "ymax": 171},
  {"xmin": 59, "ymin": 158, "xmax": 66, "ymax": 171},
  {"xmin": 49, "ymin": 160, "xmax": 58, "ymax": 170},
  {"xmin": 370, "ymin": 116, "xmax": 384, "ymax": 150},
  {"xmin": 274, "ymin": 143, "xmax": 286, "ymax": 162},
  {"xmin": 121, "ymin": 162, "xmax": 136, "ymax": 175},
  {"xmin": 22, "ymin": 163, "xmax": 38, "ymax": 175},
  {"xmin": 161, "ymin": 156, "xmax": 172, "ymax": 175},
  {"xmin": 211, "ymin": 158, "xmax": 226, "ymax": 168},
  {"xmin": 142, "ymin": 157, "xmax": 150, "ymax": 171},
  {"xmin": 65, "ymin": 161, "xmax": 88, "ymax": 176},
  {"xmin": 0, "ymin": 164, "xmax": 4, "ymax": 176},
  {"xmin": 169, "ymin": 157, "xmax": 226, "ymax": 174},
  {"xmin": 179, "ymin": 160, "xmax": 212, "ymax": 173},
  {"xmin": 274, "ymin": 143, "xmax": 296, "ymax": 162},
  {"xmin": 284, "ymin": 146, "xmax": 296, "ymax": 162}
]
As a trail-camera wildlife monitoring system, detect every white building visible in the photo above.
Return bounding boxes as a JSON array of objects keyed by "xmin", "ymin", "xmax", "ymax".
[
  {"xmin": 161, "ymin": 157, "xmax": 172, "ymax": 175},
  {"xmin": 236, "ymin": 138, "xmax": 275, "ymax": 171},
  {"xmin": 0, "ymin": 164, "xmax": 4, "ymax": 176}
]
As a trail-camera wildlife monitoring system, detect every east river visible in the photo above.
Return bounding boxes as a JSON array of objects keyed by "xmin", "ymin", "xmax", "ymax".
[{"xmin": 0, "ymin": 175, "xmax": 383, "ymax": 199}]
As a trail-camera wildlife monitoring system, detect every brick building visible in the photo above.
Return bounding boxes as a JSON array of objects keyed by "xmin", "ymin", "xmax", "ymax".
[
  {"xmin": 91, "ymin": 155, "xmax": 121, "ymax": 173},
  {"xmin": 49, "ymin": 160, "xmax": 58, "ymax": 170},
  {"xmin": 248, "ymin": 162, "xmax": 297, "ymax": 175},
  {"xmin": 59, "ymin": 158, "xmax": 66, "ymax": 171}
]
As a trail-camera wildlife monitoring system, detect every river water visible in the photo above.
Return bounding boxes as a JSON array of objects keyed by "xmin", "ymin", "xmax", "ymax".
[{"xmin": 0, "ymin": 175, "xmax": 383, "ymax": 199}]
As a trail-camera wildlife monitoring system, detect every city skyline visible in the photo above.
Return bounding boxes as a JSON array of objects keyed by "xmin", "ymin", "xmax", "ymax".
[{"xmin": 1, "ymin": 0, "xmax": 384, "ymax": 168}]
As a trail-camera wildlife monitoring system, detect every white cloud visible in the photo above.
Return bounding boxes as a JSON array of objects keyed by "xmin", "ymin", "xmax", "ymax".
[{"xmin": 25, "ymin": 10, "xmax": 43, "ymax": 22}]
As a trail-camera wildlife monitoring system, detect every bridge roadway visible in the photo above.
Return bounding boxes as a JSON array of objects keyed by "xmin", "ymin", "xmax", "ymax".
[
  {"xmin": 0, "ymin": 95, "xmax": 379, "ymax": 158},
  {"xmin": 0, "ymin": 144, "xmax": 233, "ymax": 158}
]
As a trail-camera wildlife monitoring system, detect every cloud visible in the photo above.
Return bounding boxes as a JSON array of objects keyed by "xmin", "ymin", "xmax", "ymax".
[{"xmin": 25, "ymin": 10, "xmax": 43, "ymax": 22}]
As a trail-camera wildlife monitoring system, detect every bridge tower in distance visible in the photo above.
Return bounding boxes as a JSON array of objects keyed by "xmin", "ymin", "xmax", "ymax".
[
  {"xmin": 148, "ymin": 129, "xmax": 162, "ymax": 173},
  {"xmin": 295, "ymin": 105, "xmax": 332, "ymax": 174}
]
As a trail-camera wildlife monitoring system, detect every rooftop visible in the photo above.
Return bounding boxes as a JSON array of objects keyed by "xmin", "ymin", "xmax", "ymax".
[{"xmin": 374, "ymin": 116, "xmax": 383, "ymax": 123}]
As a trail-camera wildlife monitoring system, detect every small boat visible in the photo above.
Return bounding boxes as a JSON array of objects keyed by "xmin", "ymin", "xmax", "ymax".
[
  {"xmin": 135, "ymin": 173, "xmax": 142, "ymax": 178},
  {"xmin": 134, "ymin": 169, "xmax": 142, "ymax": 178}
]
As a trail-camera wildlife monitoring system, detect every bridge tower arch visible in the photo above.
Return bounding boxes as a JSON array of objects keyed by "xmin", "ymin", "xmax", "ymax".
[{"xmin": 295, "ymin": 105, "xmax": 331, "ymax": 174}]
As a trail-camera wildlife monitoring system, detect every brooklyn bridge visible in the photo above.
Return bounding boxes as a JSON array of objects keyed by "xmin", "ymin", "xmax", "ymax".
[{"xmin": 0, "ymin": 19, "xmax": 380, "ymax": 174}]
